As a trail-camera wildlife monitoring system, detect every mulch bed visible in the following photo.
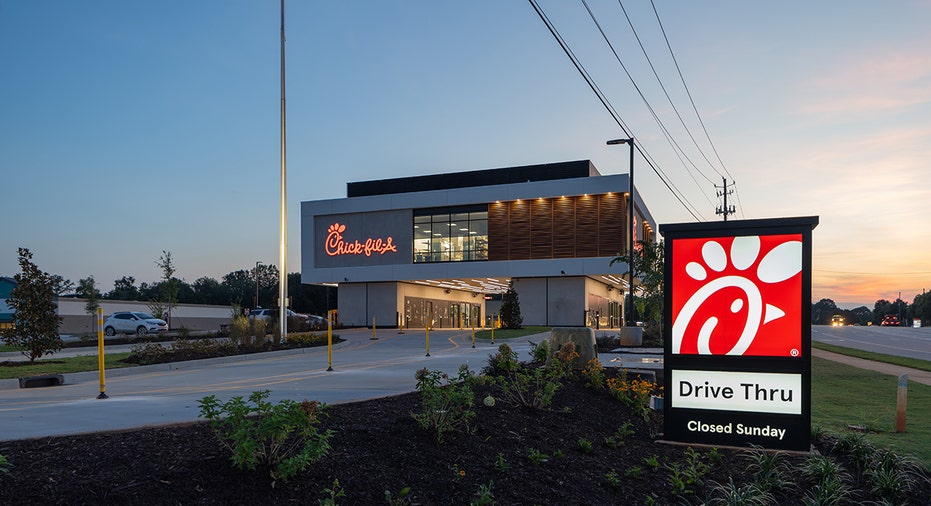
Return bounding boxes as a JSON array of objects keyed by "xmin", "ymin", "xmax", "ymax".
[{"xmin": 1, "ymin": 373, "xmax": 929, "ymax": 504}]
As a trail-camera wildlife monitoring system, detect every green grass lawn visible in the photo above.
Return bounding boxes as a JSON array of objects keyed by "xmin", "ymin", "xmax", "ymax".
[
  {"xmin": 813, "ymin": 340, "xmax": 931, "ymax": 372},
  {"xmin": 812, "ymin": 356, "xmax": 931, "ymax": 467},
  {"xmin": 0, "ymin": 353, "xmax": 134, "ymax": 380}
]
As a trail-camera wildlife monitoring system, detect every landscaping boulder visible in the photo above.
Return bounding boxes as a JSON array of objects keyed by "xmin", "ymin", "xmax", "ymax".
[{"xmin": 548, "ymin": 327, "xmax": 597, "ymax": 369}]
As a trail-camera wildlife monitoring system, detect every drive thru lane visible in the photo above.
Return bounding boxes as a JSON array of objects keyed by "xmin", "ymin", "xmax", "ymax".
[{"xmin": 0, "ymin": 329, "xmax": 536, "ymax": 442}]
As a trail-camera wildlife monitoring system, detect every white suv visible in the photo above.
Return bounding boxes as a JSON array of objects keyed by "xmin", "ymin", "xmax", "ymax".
[{"xmin": 103, "ymin": 312, "xmax": 168, "ymax": 336}]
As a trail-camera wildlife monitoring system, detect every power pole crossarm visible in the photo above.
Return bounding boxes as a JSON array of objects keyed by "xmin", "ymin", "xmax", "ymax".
[{"xmin": 715, "ymin": 177, "xmax": 736, "ymax": 221}]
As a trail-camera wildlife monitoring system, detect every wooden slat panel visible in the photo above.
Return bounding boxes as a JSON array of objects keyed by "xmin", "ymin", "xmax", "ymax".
[
  {"xmin": 552, "ymin": 196, "xmax": 575, "ymax": 258},
  {"xmin": 530, "ymin": 198, "xmax": 553, "ymax": 259},
  {"xmin": 488, "ymin": 202, "xmax": 509, "ymax": 261},
  {"xmin": 575, "ymin": 194, "xmax": 599, "ymax": 257},
  {"xmin": 598, "ymin": 193, "xmax": 625, "ymax": 257},
  {"xmin": 508, "ymin": 200, "xmax": 531, "ymax": 260}
]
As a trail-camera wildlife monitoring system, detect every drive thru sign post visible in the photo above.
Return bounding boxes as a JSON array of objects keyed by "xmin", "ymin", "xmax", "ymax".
[{"xmin": 660, "ymin": 217, "xmax": 818, "ymax": 452}]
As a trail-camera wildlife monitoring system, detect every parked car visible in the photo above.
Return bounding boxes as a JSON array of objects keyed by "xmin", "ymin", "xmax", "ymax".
[
  {"xmin": 881, "ymin": 315, "xmax": 901, "ymax": 326},
  {"xmin": 307, "ymin": 314, "xmax": 327, "ymax": 329},
  {"xmin": 249, "ymin": 308, "xmax": 310, "ymax": 321},
  {"xmin": 103, "ymin": 311, "xmax": 168, "ymax": 336}
]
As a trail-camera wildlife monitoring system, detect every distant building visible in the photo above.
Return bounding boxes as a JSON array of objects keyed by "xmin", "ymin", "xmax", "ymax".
[
  {"xmin": 0, "ymin": 277, "xmax": 15, "ymax": 331},
  {"xmin": 301, "ymin": 160, "xmax": 656, "ymax": 328}
]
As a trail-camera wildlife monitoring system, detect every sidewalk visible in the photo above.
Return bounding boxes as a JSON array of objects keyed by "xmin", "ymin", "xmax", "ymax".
[{"xmin": 812, "ymin": 348, "xmax": 931, "ymax": 386}]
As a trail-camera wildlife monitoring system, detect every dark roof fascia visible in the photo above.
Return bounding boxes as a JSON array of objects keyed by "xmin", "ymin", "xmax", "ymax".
[{"xmin": 346, "ymin": 160, "xmax": 599, "ymax": 198}]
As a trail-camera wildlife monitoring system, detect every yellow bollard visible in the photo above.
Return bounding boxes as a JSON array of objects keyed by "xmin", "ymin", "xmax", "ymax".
[
  {"xmin": 96, "ymin": 308, "xmax": 108, "ymax": 399},
  {"xmin": 326, "ymin": 310, "xmax": 334, "ymax": 371},
  {"xmin": 425, "ymin": 324, "xmax": 431, "ymax": 357},
  {"xmin": 491, "ymin": 324, "xmax": 495, "ymax": 345},
  {"xmin": 371, "ymin": 315, "xmax": 378, "ymax": 340},
  {"xmin": 471, "ymin": 322, "xmax": 475, "ymax": 348}
]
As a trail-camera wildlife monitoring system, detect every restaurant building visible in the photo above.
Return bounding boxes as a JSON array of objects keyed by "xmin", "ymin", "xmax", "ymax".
[{"xmin": 301, "ymin": 160, "xmax": 655, "ymax": 328}]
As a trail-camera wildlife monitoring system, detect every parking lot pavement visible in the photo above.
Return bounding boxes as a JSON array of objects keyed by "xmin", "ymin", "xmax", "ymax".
[{"xmin": 0, "ymin": 329, "xmax": 538, "ymax": 442}]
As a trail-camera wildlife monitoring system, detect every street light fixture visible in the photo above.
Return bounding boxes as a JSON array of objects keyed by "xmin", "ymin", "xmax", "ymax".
[{"xmin": 607, "ymin": 137, "xmax": 636, "ymax": 326}]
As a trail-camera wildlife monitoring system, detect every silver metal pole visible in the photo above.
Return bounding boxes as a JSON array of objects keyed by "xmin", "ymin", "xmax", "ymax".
[{"xmin": 279, "ymin": 0, "xmax": 288, "ymax": 339}]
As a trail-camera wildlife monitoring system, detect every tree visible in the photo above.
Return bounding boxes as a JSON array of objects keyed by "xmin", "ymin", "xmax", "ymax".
[
  {"xmin": 874, "ymin": 298, "xmax": 907, "ymax": 325},
  {"xmin": 811, "ymin": 298, "xmax": 839, "ymax": 325},
  {"xmin": 222, "ymin": 265, "xmax": 278, "ymax": 309},
  {"xmin": 77, "ymin": 276, "xmax": 101, "ymax": 332},
  {"xmin": 2, "ymin": 248, "xmax": 63, "ymax": 362},
  {"xmin": 191, "ymin": 276, "xmax": 229, "ymax": 305},
  {"xmin": 847, "ymin": 306, "xmax": 872, "ymax": 326},
  {"xmin": 106, "ymin": 276, "xmax": 140, "ymax": 301},
  {"xmin": 499, "ymin": 279, "xmax": 523, "ymax": 329},
  {"xmin": 911, "ymin": 292, "xmax": 930, "ymax": 326},
  {"xmin": 49, "ymin": 275, "xmax": 74, "ymax": 297},
  {"xmin": 154, "ymin": 251, "xmax": 179, "ymax": 327},
  {"xmin": 611, "ymin": 240, "xmax": 664, "ymax": 326}
]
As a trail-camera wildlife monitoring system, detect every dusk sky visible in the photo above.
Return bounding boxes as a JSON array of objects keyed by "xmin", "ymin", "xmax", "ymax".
[{"xmin": 2, "ymin": 1, "xmax": 929, "ymax": 309}]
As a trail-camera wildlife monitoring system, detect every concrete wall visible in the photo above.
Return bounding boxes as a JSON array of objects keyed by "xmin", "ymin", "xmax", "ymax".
[
  {"xmin": 547, "ymin": 277, "xmax": 588, "ymax": 326},
  {"xmin": 56, "ymin": 298, "xmax": 233, "ymax": 334},
  {"xmin": 508, "ymin": 276, "xmax": 623, "ymax": 327},
  {"xmin": 338, "ymin": 281, "xmax": 484, "ymax": 328}
]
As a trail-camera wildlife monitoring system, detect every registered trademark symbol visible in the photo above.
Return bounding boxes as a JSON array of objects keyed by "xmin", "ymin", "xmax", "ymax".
[{"xmin": 790, "ymin": 348, "xmax": 799, "ymax": 357}]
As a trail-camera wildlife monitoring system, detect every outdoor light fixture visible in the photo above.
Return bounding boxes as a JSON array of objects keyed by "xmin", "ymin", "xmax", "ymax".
[{"xmin": 607, "ymin": 137, "xmax": 636, "ymax": 326}]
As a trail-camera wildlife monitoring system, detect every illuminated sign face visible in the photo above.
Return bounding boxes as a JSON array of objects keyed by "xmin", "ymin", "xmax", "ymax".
[
  {"xmin": 671, "ymin": 234, "xmax": 802, "ymax": 357},
  {"xmin": 324, "ymin": 222, "xmax": 397, "ymax": 257},
  {"xmin": 661, "ymin": 217, "xmax": 817, "ymax": 452}
]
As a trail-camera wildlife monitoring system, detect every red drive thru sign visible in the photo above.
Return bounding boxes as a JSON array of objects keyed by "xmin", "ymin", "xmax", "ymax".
[{"xmin": 660, "ymin": 217, "xmax": 818, "ymax": 452}]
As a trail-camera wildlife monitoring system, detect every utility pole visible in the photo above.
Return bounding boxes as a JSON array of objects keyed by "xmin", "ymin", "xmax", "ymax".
[{"xmin": 715, "ymin": 177, "xmax": 736, "ymax": 221}]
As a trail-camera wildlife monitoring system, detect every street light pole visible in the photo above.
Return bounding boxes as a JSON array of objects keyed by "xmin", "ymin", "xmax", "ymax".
[
  {"xmin": 607, "ymin": 137, "xmax": 635, "ymax": 326},
  {"xmin": 254, "ymin": 261, "xmax": 262, "ymax": 309},
  {"xmin": 278, "ymin": 0, "xmax": 288, "ymax": 339}
]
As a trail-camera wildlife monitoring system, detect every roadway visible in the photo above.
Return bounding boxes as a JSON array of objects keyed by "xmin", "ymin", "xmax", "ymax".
[
  {"xmin": 0, "ymin": 328, "xmax": 538, "ymax": 442},
  {"xmin": 811, "ymin": 324, "xmax": 931, "ymax": 362}
]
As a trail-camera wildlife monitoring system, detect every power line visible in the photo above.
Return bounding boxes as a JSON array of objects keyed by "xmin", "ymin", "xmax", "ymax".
[
  {"xmin": 527, "ymin": 0, "xmax": 704, "ymax": 221},
  {"xmin": 649, "ymin": 0, "xmax": 745, "ymax": 218},
  {"xmin": 580, "ymin": 0, "xmax": 717, "ymax": 201},
  {"xmin": 615, "ymin": 0, "xmax": 723, "ymax": 185}
]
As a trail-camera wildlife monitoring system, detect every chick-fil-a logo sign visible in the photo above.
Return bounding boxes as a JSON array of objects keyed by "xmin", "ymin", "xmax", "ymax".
[
  {"xmin": 671, "ymin": 234, "xmax": 802, "ymax": 357},
  {"xmin": 324, "ymin": 223, "xmax": 397, "ymax": 257}
]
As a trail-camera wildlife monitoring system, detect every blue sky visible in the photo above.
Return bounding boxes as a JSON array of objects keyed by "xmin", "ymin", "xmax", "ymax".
[{"xmin": 2, "ymin": 1, "xmax": 930, "ymax": 308}]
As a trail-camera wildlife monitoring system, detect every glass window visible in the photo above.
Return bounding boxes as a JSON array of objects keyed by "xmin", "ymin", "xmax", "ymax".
[{"xmin": 413, "ymin": 206, "xmax": 489, "ymax": 263}]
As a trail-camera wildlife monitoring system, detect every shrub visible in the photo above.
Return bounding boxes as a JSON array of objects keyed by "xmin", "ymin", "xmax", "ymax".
[
  {"xmin": 581, "ymin": 357, "xmax": 606, "ymax": 390},
  {"xmin": 706, "ymin": 478, "xmax": 774, "ymax": 505},
  {"xmin": 172, "ymin": 337, "xmax": 237, "ymax": 358},
  {"xmin": 605, "ymin": 369, "xmax": 658, "ymax": 421},
  {"xmin": 866, "ymin": 449, "xmax": 928, "ymax": 502},
  {"xmin": 283, "ymin": 332, "xmax": 326, "ymax": 347},
  {"xmin": 0, "ymin": 454, "xmax": 10, "ymax": 474},
  {"xmin": 470, "ymin": 481, "xmax": 494, "ymax": 506},
  {"xmin": 742, "ymin": 445, "xmax": 793, "ymax": 495},
  {"xmin": 128, "ymin": 342, "xmax": 168, "ymax": 365},
  {"xmin": 229, "ymin": 315, "xmax": 251, "ymax": 345},
  {"xmin": 490, "ymin": 361, "xmax": 565, "ymax": 410},
  {"xmin": 528, "ymin": 339, "xmax": 550, "ymax": 363},
  {"xmin": 411, "ymin": 365, "xmax": 476, "ymax": 443},
  {"xmin": 249, "ymin": 318, "xmax": 268, "ymax": 346},
  {"xmin": 197, "ymin": 390, "xmax": 333, "ymax": 483},
  {"xmin": 482, "ymin": 343, "xmax": 519, "ymax": 376}
]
